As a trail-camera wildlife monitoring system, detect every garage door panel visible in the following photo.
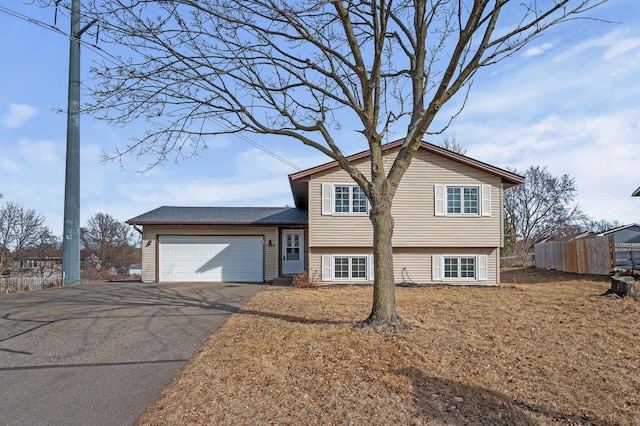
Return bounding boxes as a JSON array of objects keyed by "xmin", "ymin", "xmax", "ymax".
[{"xmin": 159, "ymin": 236, "xmax": 263, "ymax": 282}]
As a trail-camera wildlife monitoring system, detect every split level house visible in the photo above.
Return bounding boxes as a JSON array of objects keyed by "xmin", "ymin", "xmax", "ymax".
[
  {"xmin": 6, "ymin": 246, "xmax": 62, "ymax": 278},
  {"xmin": 127, "ymin": 140, "xmax": 523, "ymax": 285}
]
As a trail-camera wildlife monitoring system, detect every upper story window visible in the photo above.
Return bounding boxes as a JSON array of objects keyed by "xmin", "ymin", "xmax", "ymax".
[
  {"xmin": 322, "ymin": 183, "xmax": 369, "ymax": 215},
  {"xmin": 435, "ymin": 184, "xmax": 491, "ymax": 217},
  {"xmin": 447, "ymin": 186, "xmax": 478, "ymax": 214},
  {"xmin": 335, "ymin": 185, "xmax": 367, "ymax": 213}
]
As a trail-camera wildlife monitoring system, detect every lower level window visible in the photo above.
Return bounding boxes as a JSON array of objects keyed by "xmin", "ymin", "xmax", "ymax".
[
  {"xmin": 334, "ymin": 256, "xmax": 367, "ymax": 280},
  {"xmin": 444, "ymin": 256, "xmax": 476, "ymax": 279}
]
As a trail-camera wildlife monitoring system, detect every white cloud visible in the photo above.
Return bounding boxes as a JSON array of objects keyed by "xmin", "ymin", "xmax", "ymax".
[
  {"xmin": 552, "ymin": 27, "xmax": 640, "ymax": 64},
  {"xmin": 523, "ymin": 42, "xmax": 554, "ymax": 58},
  {"xmin": 17, "ymin": 138, "xmax": 59, "ymax": 165},
  {"xmin": 234, "ymin": 146, "xmax": 328, "ymax": 178},
  {"xmin": 93, "ymin": 146, "xmax": 316, "ymax": 227},
  {"xmin": 0, "ymin": 157, "xmax": 22, "ymax": 174},
  {"xmin": 1, "ymin": 103, "xmax": 38, "ymax": 128},
  {"xmin": 463, "ymin": 107, "xmax": 640, "ymax": 225},
  {"xmin": 604, "ymin": 36, "xmax": 640, "ymax": 60},
  {"xmin": 122, "ymin": 167, "xmax": 294, "ymax": 208},
  {"xmin": 0, "ymin": 136, "xmax": 65, "ymax": 235}
]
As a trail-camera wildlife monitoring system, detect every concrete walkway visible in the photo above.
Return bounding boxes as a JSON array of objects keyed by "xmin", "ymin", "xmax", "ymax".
[{"xmin": 0, "ymin": 281, "xmax": 268, "ymax": 425}]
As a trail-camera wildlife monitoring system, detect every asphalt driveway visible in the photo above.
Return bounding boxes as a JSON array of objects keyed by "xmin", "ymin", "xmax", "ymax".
[{"xmin": 0, "ymin": 281, "xmax": 269, "ymax": 426}]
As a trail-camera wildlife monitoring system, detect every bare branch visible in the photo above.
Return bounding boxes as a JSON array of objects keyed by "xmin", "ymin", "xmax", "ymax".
[{"xmin": 81, "ymin": 0, "xmax": 609, "ymax": 324}]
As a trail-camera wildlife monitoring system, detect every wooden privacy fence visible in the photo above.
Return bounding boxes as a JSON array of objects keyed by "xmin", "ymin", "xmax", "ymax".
[
  {"xmin": 534, "ymin": 236, "xmax": 613, "ymax": 275},
  {"xmin": 614, "ymin": 243, "xmax": 640, "ymax": 270}
]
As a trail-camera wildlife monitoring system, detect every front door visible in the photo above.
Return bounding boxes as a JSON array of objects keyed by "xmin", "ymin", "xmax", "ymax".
[{"xmin": 282, "ymin": 230, "xmax": 304, "ymax": 274}]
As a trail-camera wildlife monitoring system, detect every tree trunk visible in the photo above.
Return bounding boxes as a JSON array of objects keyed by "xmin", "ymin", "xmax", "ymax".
[
  {"xmin": 602, "ymin": 273, "xmax": 640, "ymax": 301},
  {"xmin": 359, "ymin": 198, "xmax": 407, "ymax": 330}
]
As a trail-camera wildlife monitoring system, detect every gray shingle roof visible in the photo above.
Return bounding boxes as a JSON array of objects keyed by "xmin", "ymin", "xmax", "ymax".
[{"xmin": 127, "ymin": 206, "xmax": 307, "ymax": 225}]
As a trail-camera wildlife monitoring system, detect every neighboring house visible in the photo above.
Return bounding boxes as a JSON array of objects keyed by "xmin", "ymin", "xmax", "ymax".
[
  {"xmin": 127, "ymin": 140, "xmax": 523, "ymax": 285},
  {"xmin": 129, "ymin": 264, "xmax": 142, "ymax": 276},
  {"xmin": 599, "ymin": 224, "xmax": 640, "ymax": 271},
  {"xmin": 596, "ymin": 224, "xmax": 640, "ymax": 245},
  {"xmin": 8, "ymin": 255, "xmax": 62, "ymax": 278}
]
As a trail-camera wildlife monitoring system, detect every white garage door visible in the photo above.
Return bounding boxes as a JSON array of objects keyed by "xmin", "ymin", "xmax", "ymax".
[{"xmin": 159, "ymin": 236, "xmax": 264, "ymax": 282}]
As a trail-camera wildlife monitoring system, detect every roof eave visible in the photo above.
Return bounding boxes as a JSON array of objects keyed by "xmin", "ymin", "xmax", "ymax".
[
  {"xmin": 288, "ymin": 139, "xmax": 524, "ymax": 187},
  {"xmin": 126, "ymin": 220, "xmax": 307, "ymax": 226}
]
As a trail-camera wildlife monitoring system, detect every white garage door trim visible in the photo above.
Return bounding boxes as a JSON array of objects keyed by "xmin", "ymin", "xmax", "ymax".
[{"xmin": 159, "ymin": 236, "xmax": 264, "ymax": 282}]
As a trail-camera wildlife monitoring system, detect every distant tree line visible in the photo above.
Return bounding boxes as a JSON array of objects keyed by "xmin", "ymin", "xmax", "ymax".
[{"xmin": 0, "ymin": 194, "xmax": 140, "ymax": 278}]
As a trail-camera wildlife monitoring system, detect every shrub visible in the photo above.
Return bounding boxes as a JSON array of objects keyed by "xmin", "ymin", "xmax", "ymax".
[{"xmin": 292, "ymin": 270, "xmax": 318, "ymax": 288}]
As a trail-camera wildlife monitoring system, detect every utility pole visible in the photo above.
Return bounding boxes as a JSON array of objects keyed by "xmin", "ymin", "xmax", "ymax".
[{"xmin": 61, "ymin": 0, "xmax": 94, "ymax": 286}]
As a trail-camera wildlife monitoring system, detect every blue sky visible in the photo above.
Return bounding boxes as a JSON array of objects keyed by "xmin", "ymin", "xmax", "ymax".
[{"xmin": 1, "ymin": 1, "xmax": 639, "ymax": 237}]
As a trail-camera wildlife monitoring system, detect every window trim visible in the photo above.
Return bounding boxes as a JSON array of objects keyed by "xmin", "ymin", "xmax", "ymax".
[
  {"xmin": 321, "ymin": 183, "xmax": 370, "ymax": 216},
  {"xmin": 432, "ymin": 254, "xmax": 488, "ymax": 282},
  {"xmin": 321, "ymin": 254, "xmax": 374, "ymax": 282},
  {"xmin": 434, "ymin": 184, "xmax": 491, "ymax": 217},
  {"xmin": 333, "ymin": 255, "xmax": 367, "ymax": 280},
  {"xmin": 20, "ymin": 259, "xmax": 38, "ymax": 268},
  {"xmin": 446, "ymin": 186, "xmax": 479, "ymax": 215},
  {"xmin": 443, "ymin": 255, "xmax": 477, "ymax": 280}
]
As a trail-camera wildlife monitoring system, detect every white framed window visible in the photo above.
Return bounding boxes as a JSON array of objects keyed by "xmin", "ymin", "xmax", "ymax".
[
  {"xmin": 20, "ymin": 260, "xmax": 38, "ymax": 268},
  {"xmin": 435, "ymin": 184, "xmax": 491, "ymax": 216},
  {"xmin": 444, "ymin": 256, "xmax": 476, "ymax": 279},
  {"xmin": 321, "ymin": 254, "xmax": 374, "ymax": 282},
  {"xmin": 432, "ymin": 254, "xmax": 488, "ymax": 282},
  {"xmin": 447, "ymin": 187, "xmax": 478, "ymax": 214},
  {"xmin": 321, "ymin": 183, "xmax": 369, "ymax": 215}
]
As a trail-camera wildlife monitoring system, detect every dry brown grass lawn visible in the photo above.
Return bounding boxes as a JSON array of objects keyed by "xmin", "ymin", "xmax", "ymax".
[{"xmin": 137, "ymin": 268, "xmax": 640, "ymax": 426}]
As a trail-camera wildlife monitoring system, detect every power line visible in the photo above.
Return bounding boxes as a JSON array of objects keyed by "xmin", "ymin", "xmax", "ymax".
[
  {"xmin": 0, "ymin": 4, "xmax": 302, "ymax": 172},
  {"xmin": 208, "ymin": 117, "xmax": 302, "ymax": 171},
  {"xmin": 0, "ymin": 5, "xmax": 121, "ymax": 66}
]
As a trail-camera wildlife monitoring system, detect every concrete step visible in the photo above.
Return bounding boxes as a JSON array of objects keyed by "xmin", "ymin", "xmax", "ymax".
[{"xmin": 272, "ymin": 277, "xmax": 293, "ymax": 286}]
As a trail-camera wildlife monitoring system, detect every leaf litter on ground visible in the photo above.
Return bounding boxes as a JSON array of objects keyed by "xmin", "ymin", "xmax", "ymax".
[{"xmin": 137, "ymin": 268, "xmax": 639, "ymax": 426}]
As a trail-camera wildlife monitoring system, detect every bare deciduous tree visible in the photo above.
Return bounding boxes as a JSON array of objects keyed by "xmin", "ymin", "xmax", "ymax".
[
  {"xmin": 13, "ymin": 230, "xmax": 62, "ymax": 278},
  {"xmin": 80, "ymin": 0, "xmax": 606, "ymax": 327},
  {"xmin": 587, "ymin": 219, "xmax": 623, "ymax": 234},
  {"xmin": 437, "ymin": 133, "xmax": 468, "ymax": 155},
  {"xmin": 0, "ymin": 200, "xmax": 50, "ymax": 276},
  {"xmin": 81, "ymin": 212, "xmax": 138, "ymax": 272},
  {"xmin": 504, "ymin": 166, "xmax": 588, "ymax": 264}
]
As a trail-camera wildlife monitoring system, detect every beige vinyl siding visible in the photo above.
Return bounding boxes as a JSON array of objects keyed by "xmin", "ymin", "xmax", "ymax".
[
  {"xmin": 393, "ymin": 150, "xmax": 502, "ymax": 246},
  {"xmin": 141, "ymin": 225, "xmax": 279, "ymax": 283},
  {"xmin": 309, "ymin": 247, "xmax": 499, "ymax": 285},
  {"xmin": 309, "ymin": 148, "xmax": 503, "ymax": 248},
  {"xmin": 304, "ymin": 228, "xmax": 309, "ymax": 272},
  {"xmin": 140, "ymin": 236, "xmax": 157, "ymax": 283},
  {"xmin": 309, "ymin": 162, "xmax": 373, "ymax": 247}
]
